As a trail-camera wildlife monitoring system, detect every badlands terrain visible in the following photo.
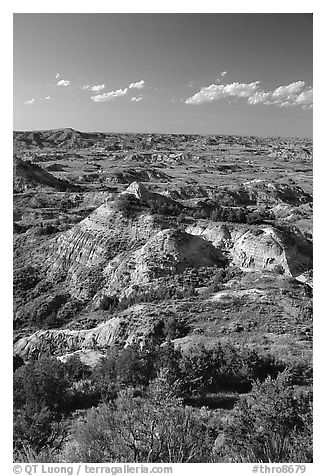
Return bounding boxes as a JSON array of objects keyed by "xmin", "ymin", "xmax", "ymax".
[{"xmin": 13, "ymin": 129, "xmax": 313, "ymax": 462}]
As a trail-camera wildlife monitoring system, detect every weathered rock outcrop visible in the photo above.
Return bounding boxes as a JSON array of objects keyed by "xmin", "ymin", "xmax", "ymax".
[
  {"xmin": 44, "ymin": 183, "xmax": 183, "ymax": 298},
  {"xmin": 186, "ymin": 221, "xmax": 312, "ymax": 277},
  {"xmin": 14, "ymin": 316, "xmax": 124, "ymax": 359},
  {"xmin": 122, "ymin": 181, "xmax": 150, "ymax": 200},
  {"xmin": 46, "ymin": 197, "xmax": 163, "ymax": 273},
  {"xmin": 164, "ymin": 180, "xmax": 312, "ymax": 206},
  {"xmin": 242, "ymin": 180, "xmax": 312, "ymax": 206},
  {"xmin": 123, "ymin": 181, "xmax": 182, "ymax": 209},
  {"xmin": 13, "ymin": 157, "xmax": 79, "ymax": 193},
  {"xmin": 108, "ymin": 168, "xmax": 171, "ymax": 184},
  {"xmin": 94, "ymin": 228, "xmax": 226, "ymax": 302},
  {"xmin": 13, "ymin": 303, "xmax": 168, "ymax": 360}
]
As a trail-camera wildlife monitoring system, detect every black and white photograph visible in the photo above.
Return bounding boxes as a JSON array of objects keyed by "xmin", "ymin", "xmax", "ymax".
[{"xmin": 11, "ymin": 9, "xmax": 314, "ymax": 469}]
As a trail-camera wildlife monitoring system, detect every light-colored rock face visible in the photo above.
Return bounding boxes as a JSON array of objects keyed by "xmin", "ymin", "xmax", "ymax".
[
  {"xmin": 122, "ymin": 181, "xmax": 149, "ymax": 200},
  {"xmin": 294, "ymin": 270, "xmax": 313, "ymax": 288},
  {"xmin": 58, "ymin": 350, "xmax": 106, "ymax": 368},
  {"xmin": 13, "ymin": 303, "xmax": 161, "ymax": 360},
  {"xmin": 230, "ymin": 227, "xmax": 293, "ymax": 275},
  {"xmin": 14, "ymin": 316, "xmax": 123, "ymax": 359},
  {"xmin": 46, "ymin": 183, "xmax": 179, "ymax": 282},
  {"xmin": 46, "ymin": 203, "xmax": 161, "ymax": 275},
  {"xmin": 123, "ymin": 181, "xmax": 181, "ymax": 208},
  {"xmin": 186, "ymin": 221, "xmax": 312, "ymax": 277},
  {"xmin": 95, "ymin": 228, "xmax": 226, "ymax": 301},
  {"xmin": 186, "ymin": 222, "xmax": 237, "ymax": 249},
  {"xmin": 209, "ymin": 288, "xmax": 266, "ymax": 303}
]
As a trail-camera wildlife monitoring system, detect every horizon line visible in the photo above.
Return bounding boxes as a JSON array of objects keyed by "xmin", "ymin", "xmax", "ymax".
[{"xmin": 13, "ymin": 127, "xmax": 312, "ymax": 141}]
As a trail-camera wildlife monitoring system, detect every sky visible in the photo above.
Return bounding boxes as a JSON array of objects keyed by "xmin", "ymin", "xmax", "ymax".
[{"xmin": 13, "ymin": 13, "xmax": 313, "ymax": 138}]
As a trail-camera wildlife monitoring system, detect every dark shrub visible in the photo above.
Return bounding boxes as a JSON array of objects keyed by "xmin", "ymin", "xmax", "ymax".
[
  {"xmin": 179, "ymin": 343, "xmax": 285, "ymax": 397},
  {"xmin": 13, "ymin": 358, "xmax": 70, "ymax": 453},
  {"xmin": 163, "ymin": 314, "xmax": 190, "ymax": 339},
  {"xmin": 216, "ymin": 374, "xmax": 313, "ymax": 462},
  {"xmin": 14, "ymin": 357, "xmax": 69, "ymax": 413},
  {"xmin": 60, "ymin": 376, "xmax": 217, "ymax": 463}
]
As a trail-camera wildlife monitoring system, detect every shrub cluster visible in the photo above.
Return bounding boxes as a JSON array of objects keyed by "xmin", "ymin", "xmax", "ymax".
[
  {"xmin": 60, "ymin": 371, "xmax": 312, "ymax": 463},
  {"xmin": 216, "ymin": 374, "xmax": 313, "ymax": 462},
  {"xmin": 13, "ymin": 341, "xmax": 312, "ymax": 463},
  {"xmin": 88, "ymin": 341, "xmax": 287, "ymax": 401}
]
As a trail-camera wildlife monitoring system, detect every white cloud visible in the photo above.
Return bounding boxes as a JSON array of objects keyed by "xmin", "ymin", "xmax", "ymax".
[
  {"xmin": 294, "ymin": 88, "xmax": 313, "ymax": 106},
  {"xmin": 186, "ymin": 79, "xmax": 313, "ymax": 109},
  {"xmin": 247, "ymin": 91, "xmax": 272, "ymax": 105},
  {"xmin": 55, "ymin": 73, "xmax": 60, "ymax": 79},
  {"xmin": 248, "ymin": 81, "xmax": 313, "ymax": 109},
  {"xmin": 45, "ymin": 96, "xmax": 51, "ymax": 100},
  {"xmin": 57, "ymin": 79, "xmax": 70, "ymax": 87},
  {"xmin": 131, "ymin": 96, "xmax": 142, "ymax": 102},
  {"xmin": 185, "ymin": 81, "xmax": 260, "ymax": 105},
  {"xmin": 82, "ymin": 84, "xmax": 106, "ymax": 92},
  {"xmin": 224, "ymin": 82, "xmax": 260, "ymax": 97},
  {"xmin": 91, "ymin": 88, "xmax": 128, "ymax": 103},
  {"xmin": 271, "ymin": 81, "xmax": 305, "ymax": 100},
  {"xmin": 24, "ymin": 98, "xmax": 35, "ymax": 105},
  {"xmin": 129, "ymin": 80, "xmax": 145, "ymax": 89}
]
